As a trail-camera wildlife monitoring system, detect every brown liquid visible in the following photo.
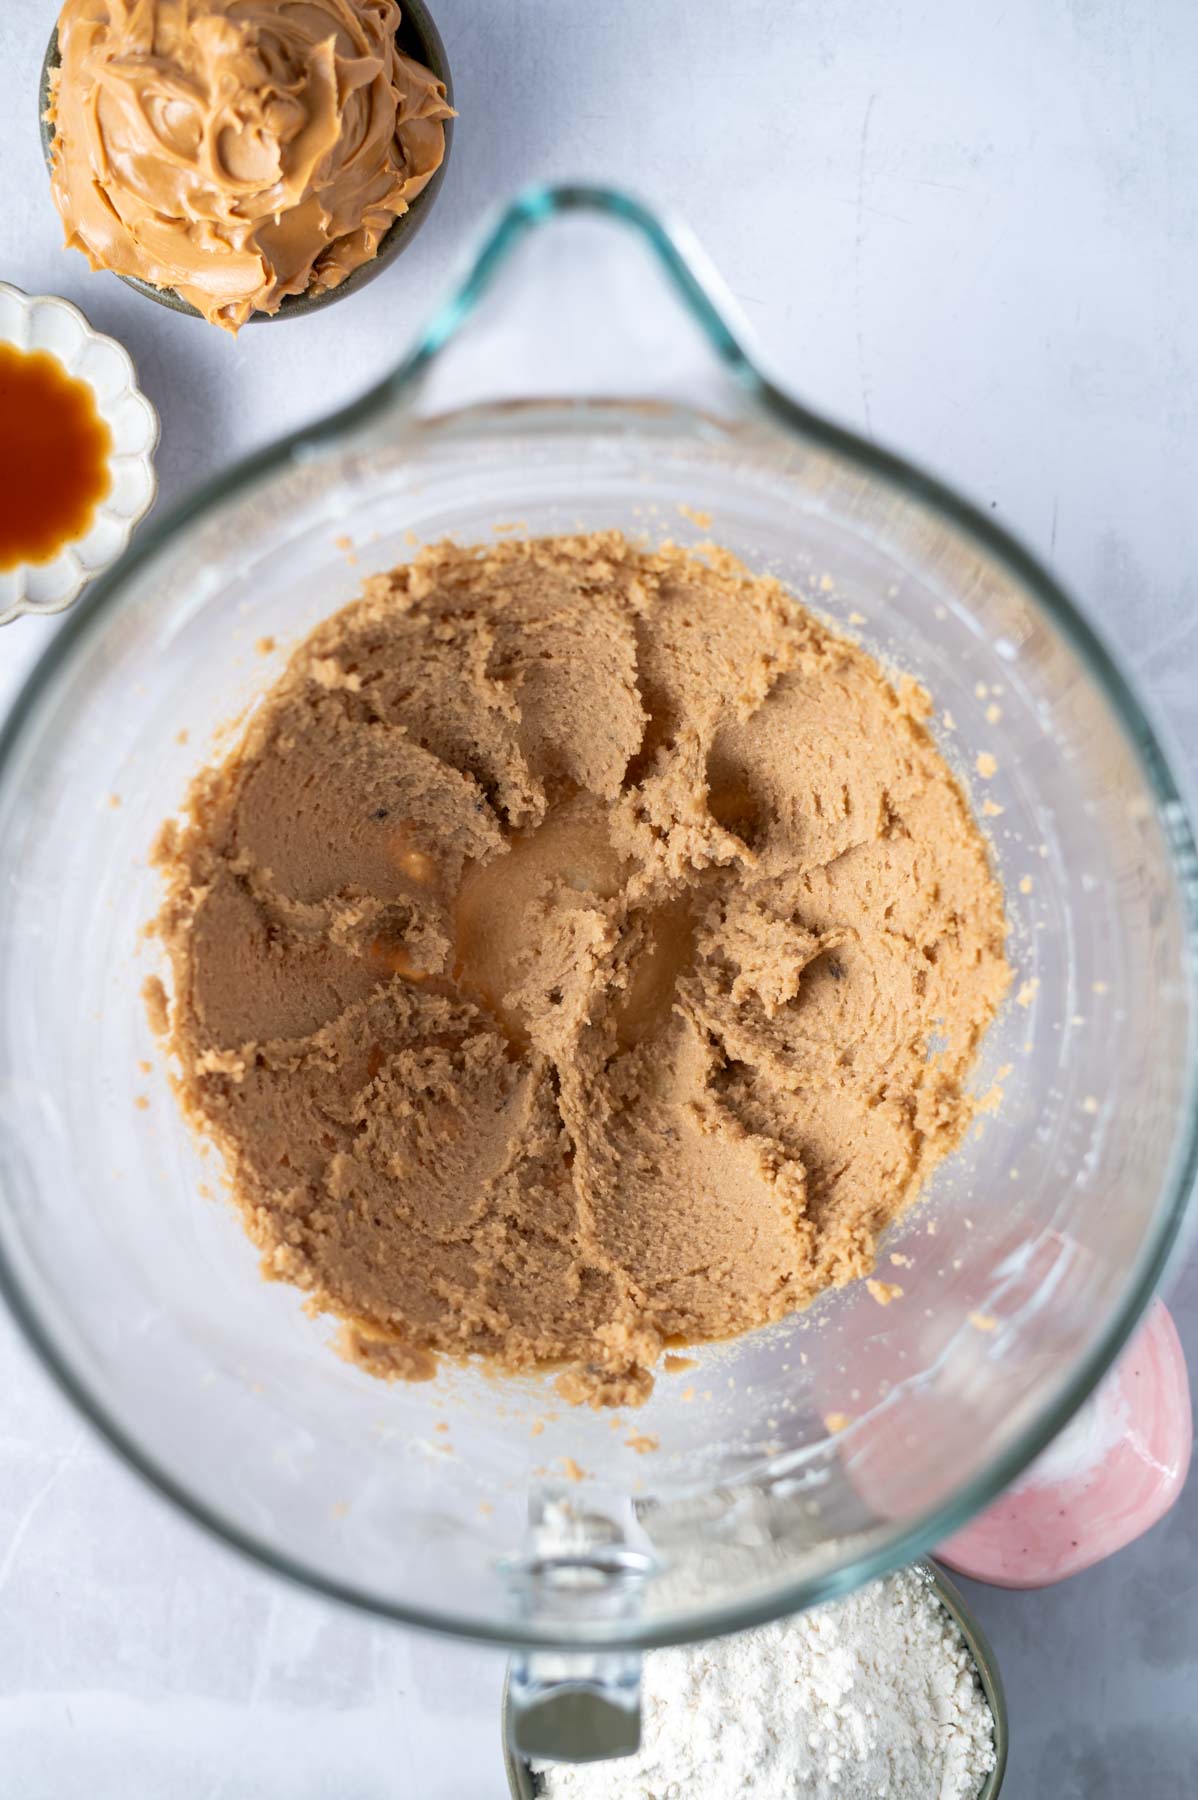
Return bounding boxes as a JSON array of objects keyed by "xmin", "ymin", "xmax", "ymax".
[{"xmin": 0, "ymin": 344, "xmax": 112, "ymax": 571}]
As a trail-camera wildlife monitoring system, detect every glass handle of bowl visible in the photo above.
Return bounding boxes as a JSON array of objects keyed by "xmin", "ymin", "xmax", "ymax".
[
  {"xmin": 506, "ymin": 1647, "xmax": 643, "ymax": 1764},
  {"xmin": 502, "ymin": 1495, "xmax": 655, "ymax": 1767},
  {"xmin": 337, "ymin": 184, "xmax": 774, "ymax": 441}
]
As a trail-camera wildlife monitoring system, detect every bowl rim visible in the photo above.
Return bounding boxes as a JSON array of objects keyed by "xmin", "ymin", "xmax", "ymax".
[
  {"xmin": 498, "ymin": 1557, "xmax": 1009, "ymax": 1799},
  {"xmin": 0, "ymin": 185, "xmax": 1194, "ymax": 1653},
  {"xmin": 37, "ymin": 0, "xmax": 454, "ymax": 324}
]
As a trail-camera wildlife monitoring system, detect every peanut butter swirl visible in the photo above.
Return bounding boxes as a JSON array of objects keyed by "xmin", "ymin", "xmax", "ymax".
[{"xmin": 49, "ymin": 0, "xmax": 453, "ymax": 331}]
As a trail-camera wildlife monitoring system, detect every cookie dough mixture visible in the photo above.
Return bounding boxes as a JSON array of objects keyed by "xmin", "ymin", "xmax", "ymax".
[
  {"xmin": 152, "ymin": 534, "xmax": 1010, "ymax": 1405},
  {"xmin": 49, "ymin": 0, "xmax": 452, "ymax": 331}
]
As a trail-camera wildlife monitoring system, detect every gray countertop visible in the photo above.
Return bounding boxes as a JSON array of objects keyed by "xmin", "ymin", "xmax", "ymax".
[{"xmin": 1, "ymin": 0, "xmax": 1196, "ymax": 1792}]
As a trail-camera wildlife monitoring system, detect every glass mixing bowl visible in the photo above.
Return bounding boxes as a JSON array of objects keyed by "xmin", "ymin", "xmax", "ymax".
[{"xmin": 0, "ymin": 187, "xmax": 1195, "ymax": 1756}]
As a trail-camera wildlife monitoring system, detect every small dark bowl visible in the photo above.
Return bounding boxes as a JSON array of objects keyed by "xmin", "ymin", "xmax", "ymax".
[{"xmin": 38, "ymin": 2, "xmax": 453, "ymax": 324}]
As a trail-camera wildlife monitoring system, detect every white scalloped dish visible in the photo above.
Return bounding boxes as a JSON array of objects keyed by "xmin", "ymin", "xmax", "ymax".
[{"xmin": 0, "ymin": 283, "xmax": 158, "ymax": 627}]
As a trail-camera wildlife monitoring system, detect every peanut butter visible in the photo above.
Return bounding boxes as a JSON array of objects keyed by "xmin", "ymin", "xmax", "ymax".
[{"xmin": 48, "ymin": 0, "xmax": 453, "ymax": 331}]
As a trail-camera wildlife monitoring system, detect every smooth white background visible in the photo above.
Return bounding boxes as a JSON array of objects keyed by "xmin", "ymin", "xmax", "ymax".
[{"xmin": 2, "ymin": 1, "xmax": 1197, "ymax": 1792}]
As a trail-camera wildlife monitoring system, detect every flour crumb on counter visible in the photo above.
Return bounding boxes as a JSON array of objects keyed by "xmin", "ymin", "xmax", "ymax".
[{"xmin": 624, "ymin": 1431, "xmax": 659, "ymax": 1454}]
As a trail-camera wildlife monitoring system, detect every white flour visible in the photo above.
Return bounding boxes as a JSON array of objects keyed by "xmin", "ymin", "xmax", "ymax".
[{"xmin": 533, "ymin": 1568, "xmax": 996, "ymax": 1800}]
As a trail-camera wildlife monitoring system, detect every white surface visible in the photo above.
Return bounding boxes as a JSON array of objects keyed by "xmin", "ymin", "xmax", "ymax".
[{"xmin": 1, "ymin": 1, "xmax": 1196, "ymax": 1793}]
